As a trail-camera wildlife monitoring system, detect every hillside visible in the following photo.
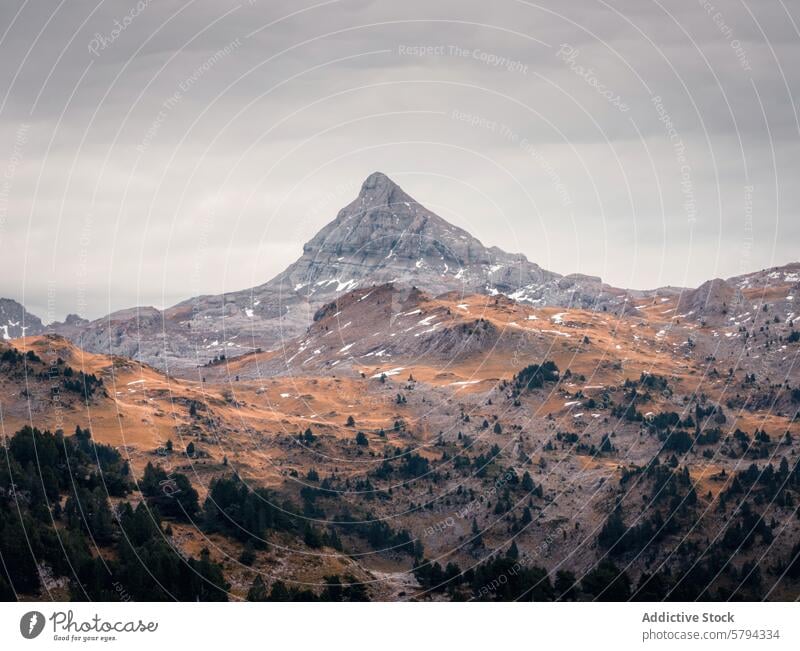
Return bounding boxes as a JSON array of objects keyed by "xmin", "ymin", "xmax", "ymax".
[{"xmin": 3, "ymin": 264, "xmax": 799, "ymax": 600}]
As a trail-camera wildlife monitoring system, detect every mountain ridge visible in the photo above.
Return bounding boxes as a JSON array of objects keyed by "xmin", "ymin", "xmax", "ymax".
[
  {"xmin": 45, "ymin": 171, "xmax": 627, "ymax": 370},
  {"xmin": 3, "ymin": 173, "xmax": 799, "ymax": 372}
]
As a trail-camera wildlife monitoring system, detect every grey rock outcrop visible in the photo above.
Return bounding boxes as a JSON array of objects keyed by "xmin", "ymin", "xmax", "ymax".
[{"xmin": 0, "ymin": 298, "xmax": 45, "ymax": 340}]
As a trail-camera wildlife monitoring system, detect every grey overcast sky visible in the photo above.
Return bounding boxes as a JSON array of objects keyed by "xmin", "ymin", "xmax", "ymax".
[{"xmin": 0, "ymin": 0, "xmax": 798, "ymax": 321}]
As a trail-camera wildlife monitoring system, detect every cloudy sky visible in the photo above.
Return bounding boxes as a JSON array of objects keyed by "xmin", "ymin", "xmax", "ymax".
[{"xmin": 0, "ymin": 0, "xmax": 798, "ymax": 321}]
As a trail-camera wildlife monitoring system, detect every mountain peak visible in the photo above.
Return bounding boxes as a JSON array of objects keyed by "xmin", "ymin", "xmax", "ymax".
[
  {"xmin": 359, "ymin": 171, "xmax": 395, "ymax": 194},
  {"xmin": 356, "ymin": 171, "xmax": 414, "ymax": 210},
  {"xmin": 281, "ymin": 171, "xmax": 575, "ymax": 310},
  {"xmin": 304, "ymin": 171, "xmax": 476, "ymax": 266}
]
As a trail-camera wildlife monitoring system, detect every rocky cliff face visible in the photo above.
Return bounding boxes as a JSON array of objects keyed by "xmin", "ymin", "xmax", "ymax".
[
  {"xmin": 284, "ymin": 171, "xmax": 519, "ymax": 293},
  {"xmin": 0, "ymin": 298, "xmax": 44, "ymax": 340},
  {"xmin": 45, "ymin": 172, "xmax": 630, "ymax": 371},
  {"xmin": 676, "ymin": 278, "xmax": 745, "ymax": 320}
]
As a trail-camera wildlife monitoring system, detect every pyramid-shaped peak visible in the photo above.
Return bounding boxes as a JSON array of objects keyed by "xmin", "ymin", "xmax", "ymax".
[
  {"xmin": 360, "ymin": 171, "xmax": 396, "ymax": 194},
  {"xmin": 357, "ymin": 171, "xmax": 414, "ymax": 205},
  {"xmin": 302, "ymin": 170, "xmax": 492, "ymax": 268}
]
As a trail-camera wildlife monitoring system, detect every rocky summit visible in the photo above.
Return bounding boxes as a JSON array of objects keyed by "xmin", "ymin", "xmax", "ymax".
[{"xmin": 259, "ymin": 171, "xmax": 624, "ymax": 308}]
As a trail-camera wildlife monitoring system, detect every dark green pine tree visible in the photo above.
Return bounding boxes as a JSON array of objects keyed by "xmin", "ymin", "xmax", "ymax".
[
  {"xmin": 471, "ymin": 518, "xmax": 483, "ymax": 546},
  {"xmin": 247, "ymin": 575, "xmax": 268, "ymax": 601},
  {"xmin": 506, "ymin": 541, "xmax": 519, "ymax": 559},
  {"xmin": 521, "ymin": 471, "xmax": 534, "ymax": 491},
  {"xmin": 267, "ymin": 580, "xmax": 291, "ymax": 601},
  {"xmin": 554, "ymin": 570, "xmax": 578, "ymax": 600}
]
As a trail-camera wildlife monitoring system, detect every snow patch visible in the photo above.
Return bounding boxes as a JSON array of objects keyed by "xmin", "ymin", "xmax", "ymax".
[
  {"xmin": 371, "ymin": 367, "xmax": 405, "ymax": 378},
  {"xmin": 336, "ymin": 279, "xmax": 358, "ymax": 293}
]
